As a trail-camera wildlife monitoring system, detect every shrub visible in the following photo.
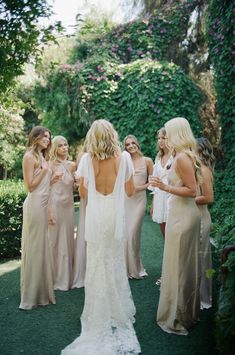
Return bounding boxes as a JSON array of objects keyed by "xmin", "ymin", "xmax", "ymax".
[{"xmin": 0, "ymin": 180, "xmax": 26, "ymax": 259}]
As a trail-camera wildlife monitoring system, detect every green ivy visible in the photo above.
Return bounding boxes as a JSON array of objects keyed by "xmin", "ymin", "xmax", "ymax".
[
  {"xmin": 36, "ymin": 58, "xmax": 202, "ymax": 158},
  {"xmin": 207, "ymin": 0, "xmax": 234, "ymax": 160},
  {"xmin": 71, "ymin": 1, "xmax": 198, "ymax": 67},
  {"xmin": 207, "ymin": 1, "xmax": 235, "ymax": 353}
]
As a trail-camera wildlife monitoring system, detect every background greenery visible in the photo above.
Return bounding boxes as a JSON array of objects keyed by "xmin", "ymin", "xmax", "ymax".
[{"xmin": 0, "ymin": 0, "xmax": 234, "ymax": 353}]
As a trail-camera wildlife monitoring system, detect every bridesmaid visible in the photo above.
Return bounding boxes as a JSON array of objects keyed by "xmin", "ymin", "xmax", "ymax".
[
  {"xmin": 196, "ymin": 137, "xmax": 215, "ymax": 309},
  {"xmin": 150, "ymin": 127, "xmax": 173, "ymax": 237},
  {"xmin": 124, "ymin": 135, "xmax": 153, "ymax": 279},
  {"xmin": 48, "ymin": 136, "xmax": 76, "ymax": 291},
  {"xmin": 72, "ymin": 146, "xmax": 87, "ymax": 289},
  {"xmin": 151, "ymin": 117, "xmax": 201, "ymax": 335},
  {"xmin": 20, "ymin": 126, "xmax": 56, "ymax": 310}
]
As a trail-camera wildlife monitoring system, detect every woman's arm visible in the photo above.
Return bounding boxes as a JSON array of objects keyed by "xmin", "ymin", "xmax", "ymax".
[
  {"xmin": 135, "ymin": 157, "xmax": 154, "ymax": 192},
  {"xmin": 23, "ymin": 152, "xmax": 48, "ymax": 192},
  {"xmin": 151, "ymin": 153, "xmax": 197, "ymax": 197},
  {"xmin": 125, "ymin": 176, "xmax": 135, "ymax": 197},
  {"xmin": 79, "ymin": 176, "xmax": 88, "ymax": 198},
  {"xmin": 195, "ymin": 166, "xmax": 214, "ymax": 205}
]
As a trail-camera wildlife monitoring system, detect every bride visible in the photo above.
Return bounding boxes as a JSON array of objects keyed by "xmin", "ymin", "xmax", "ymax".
[{"xmin": 62, "ymin": 119, "xmax": 141, "ymax": 355}]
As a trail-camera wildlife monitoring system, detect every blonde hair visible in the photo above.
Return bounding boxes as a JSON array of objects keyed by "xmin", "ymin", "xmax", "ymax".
[
  {"xmin": 86, "ymin": 119, "xmax": 121, "ymax": 160},
  {"xmin": 26, "ymin": 126, "xmax": 51, "ymax": 166},
  {"xmin": 196, "ymin": 137, "xmax": 215, "ymax": 172},
  {"xmin": 165, "ymin": 117, "xmax": 201, "ymax": 181},
  {"xmin": 123, "ymin": 134, "xmax": 143, "ymax": 157},
  {"xmin": 157, "ymin": 127, "xmax": 167, "ymax": 159},
  {"xmin": 50, "ymin": 136, "xmax": 68, "ymax": 161}
]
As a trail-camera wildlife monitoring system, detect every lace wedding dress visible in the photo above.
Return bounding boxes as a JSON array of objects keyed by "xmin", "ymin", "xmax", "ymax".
[{"xmin": 62, "ymin": 151, "xmax": 141, "ymax": 355}]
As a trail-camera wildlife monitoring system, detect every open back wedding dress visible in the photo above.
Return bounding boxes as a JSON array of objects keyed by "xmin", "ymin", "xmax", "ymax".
[{"xmin": 61, "ymin": 151, "xmax": 141, "ymax": 355}]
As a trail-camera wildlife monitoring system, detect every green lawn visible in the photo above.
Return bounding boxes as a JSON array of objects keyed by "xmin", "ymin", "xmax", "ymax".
[{"xmin": 0, "ymin": 215, "xmax": 217, "ymax": 355}]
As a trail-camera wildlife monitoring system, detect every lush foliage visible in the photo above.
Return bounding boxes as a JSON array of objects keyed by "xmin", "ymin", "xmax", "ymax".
[
  {"xmin": 0, "ymin": 180, "xmax": 26, "ymax": 258},
  {"xmin": 35, "ymin": 58, "xmax": 202, "ymax": 158},
  {"xmin": 0, "ymin": 0, "xmax": 62, "ymax": 91},
  {"xmin": 210, "ymin": 157, "xmax": 235, "ymax": 355},
  {"xmin": 0, "ymin": 91, "xmax": 26, "ymax": 179},
  {"xmin": 207, "ymin": 1, "xmax": 235, "ymax": 353},
  {"xmin": 35, "ymin": 0, "xmax": 203, "ymax": 157},
  {"xmin": 71, "ymin": 1, "xmax": 198, "ymax": 68},
  {"xmin": 207, "ymin": 0, "xmax": 234, "ymax": 159}
]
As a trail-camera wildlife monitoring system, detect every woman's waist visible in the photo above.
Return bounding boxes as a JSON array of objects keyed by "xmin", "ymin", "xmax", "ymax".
[{"xmin": 168, "ymin": 195, "xmax": 199, "ymax": 209}]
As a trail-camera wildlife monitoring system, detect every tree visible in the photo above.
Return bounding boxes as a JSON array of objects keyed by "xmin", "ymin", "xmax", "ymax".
[
  {"xmin": 0, "ymin": 90, "xmax": 25, "ymax": 179},
  {"xmin": 0, "ymin": 0, "xmax": 62, "ymax": 91}
]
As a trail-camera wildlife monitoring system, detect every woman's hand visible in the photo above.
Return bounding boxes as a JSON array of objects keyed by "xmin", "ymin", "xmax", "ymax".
[
  {"xmin": 150, "ymin": 177, "xmax": 167, "ymax": 191},
  {"xmin": 48, "ymin": 208, "xmax": 56, "ymax": 225},
  {"xmin": 51, "ymin": 171, "xmax": 63, "ymax": 185}
]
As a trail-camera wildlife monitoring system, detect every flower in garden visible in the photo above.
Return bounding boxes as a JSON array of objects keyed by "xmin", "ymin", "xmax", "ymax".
[
  {"xmin": 160, "ymin": 28, "xmax": 167, "ymax": 34},
  {"xmin": 97, "ymin": 76, "xmax": 107, "ymax": 81},
  {"xmin": 97, "ymin": 65, "xmax": 105, "ymax": 73},
  {"xmin": 75, "ymin": 61, "xmax": 84, "ymax": 71},
  {"xmin": 59, "ymin": 63, "xmax": 72, "ymax": 72},
  {"xmin": 89, "ymin": 75, "xmax": 97, "ymax": 81},
  {"xmin": 137, "ymin": 50, "xmax": 143, "ymax": 57},
  {"xmin": 115, "ymin": 71, "xmax": 122, "ymax": 78},
  {"xmin": 159, "ymin": 97, "xmax": 164, "ymax": 102},
  {"xmin": 111, "ymin": 44, "xmax": 119, "ymax": 53}
]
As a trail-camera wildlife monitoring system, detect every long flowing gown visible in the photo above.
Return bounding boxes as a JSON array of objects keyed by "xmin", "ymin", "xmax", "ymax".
[
  {"xmin": 157, "ymin": 170, "xmax": 201, "ymax": 335},
  {"xmin": 72, "ymin": 196, "xmax": 87, "ymax": 288},
  {"xmin": 125, "ymin": 157, "xmax": 147, "ymax": 279},
  {"xmin": 198, "ymin": 202, "xmax": 212, "ymax": 309},
  {"xmin": 48, "ymin": 161, "xmax": 74, "ymax": 291},
  {"xmin": 19, "ymin": 166, "xmax": 55, "ymax": 310},
  {"xmin": 61, "ymin": 151, "xmax": 141, "ymax": 355},
  {"xmin": 151, "ymin": 156, "xmax": 173, "ymax": 223}
]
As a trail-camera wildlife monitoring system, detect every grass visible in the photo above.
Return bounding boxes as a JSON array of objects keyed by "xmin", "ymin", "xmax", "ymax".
[{"xmin": 0, "ymin": 214, "xmax": 217, "ymax": 355}]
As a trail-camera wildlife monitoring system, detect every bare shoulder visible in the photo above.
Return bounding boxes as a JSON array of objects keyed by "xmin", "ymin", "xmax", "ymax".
[
  {"xmin": 175, "ymin": 152, "xmax": 193, "ymax": 173},
  {"xmin": 23, "ymin": 151, "xmax": 35, "ymax": 163},
  {"xmin": 144, "ymin": 156, "xmax": 154, "ymax": 165},
  {"xmin": 68, "ymin": 160, "xmax": 76, "ymax": 172},
  {"xmin": 176, "ymin": 152, "xmax": 191, "ymax": 164}
]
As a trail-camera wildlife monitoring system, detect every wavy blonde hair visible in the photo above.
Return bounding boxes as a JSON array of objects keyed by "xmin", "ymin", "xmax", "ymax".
[
  {"xmin": 86, "ymin": 119, "xmax": 121, "ymax": 160},
  {"xmin": 123, "ymin": 134, "xmax": 143, "ymax": 157},
  {"xmin": 26, "ymin": 126, "xmax": 51, "ymax": 166},
  {"xmin": 165, "ymin": 117, "xmax": 201, "ymax": 182},
  {"xmin": 50, "ymin": 136, "xmax": 68, "ymax": 161},
  {"xmin": 156, "ymin": 127, "xmax": 167, "ymax": 159}
]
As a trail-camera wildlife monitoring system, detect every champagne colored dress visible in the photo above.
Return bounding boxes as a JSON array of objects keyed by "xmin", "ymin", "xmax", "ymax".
[
  {"xmin": 19, "ymin": 165, "xmax": 55, "ymax": 310},
  {"xmin": 62, "ymin": 152, "xmax": 140, "ymax": 355},
  {"xmin": 125, "ymin": 157, "xmax": 147, "ymax": 279},
  {"xmin": 72, "ymin": 196, "xmax": 87, "ymax": 288},
  {"xmin": 157, "ymin": 170, "xmax": 201, "ymax": 335},
  {"xmin": 151, "ymin": 156, "xmax": 173, "ymax": 223},
  {"xmin": 48, "ymin": 161, "xmax": 74, "ymax": 291},
  {"xmin": 198, "ymin": 202, "xmax": 212, "ymax": 309}
]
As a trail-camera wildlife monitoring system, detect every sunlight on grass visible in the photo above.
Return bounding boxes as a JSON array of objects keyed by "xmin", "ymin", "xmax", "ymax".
[{"xmin": 0, "ymin": 259, "xmax": 21, "ymax": 276}]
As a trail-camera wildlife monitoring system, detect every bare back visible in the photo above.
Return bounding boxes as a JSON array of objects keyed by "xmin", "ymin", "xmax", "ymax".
[{"xmin": 92, "ymin": 156, "xmax": 121, "ymax": 195}]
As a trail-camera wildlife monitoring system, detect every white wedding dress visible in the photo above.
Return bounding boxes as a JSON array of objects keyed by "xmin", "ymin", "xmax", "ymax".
[{"xmin": 62, "ymin": 151, "xmax": 141, "ymax": 355}]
